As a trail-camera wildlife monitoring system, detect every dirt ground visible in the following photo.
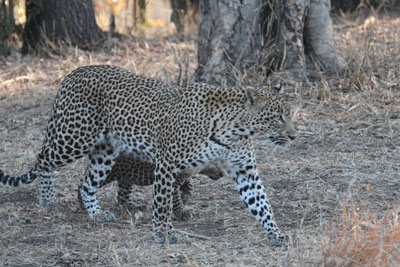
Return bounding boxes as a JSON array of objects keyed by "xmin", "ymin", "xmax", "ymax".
[{"xmin": 0, "ymin": 12, "xmax": 399, "ymax": 267}]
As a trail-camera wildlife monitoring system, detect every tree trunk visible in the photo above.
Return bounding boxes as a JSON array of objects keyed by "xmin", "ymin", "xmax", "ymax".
[
  {"xmin": 170, "ymin": 0, "xmax": 187, "ymax": 35},
  {"xmin": 138, "ymin": 0, "xmax": 146, "ymax": 25},
  {"xmin": 22, "ymin": 0, "xmax": 105, "ymax": 53},
  {"xmin": 304, "ymin": 0, "xmax": 344, "ymax": 73},
  {"xmin": 276, "ymin": 0, "xmax": 309, "ymax": 78},
  {"xmin": 170, "ymin": 0, "xmax": 199, "ymax": 35},
  {"xmin": 0, "ymin": 0, "xmax": 18, "ymax": 55},
  {"xmin": 195, "ymin": 0, "xmax": 345, "ymax": 85},
  {"xmin": 195, "ymin": 0, "xmax": 262, "ymax": 86}
]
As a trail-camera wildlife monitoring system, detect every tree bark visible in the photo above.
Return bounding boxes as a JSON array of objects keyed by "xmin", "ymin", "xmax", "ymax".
[
  {"xmin": 304, "ymin": 0, "xmax": 344, "ymax": 73},
  {"xmin": 170, "ymin": 0, "xmax": 199, "ymax": 35},
  {"xmin": 22, "ymin": 0, "xmax": 105, "ymax": 53},
  {"xmin": 170, "ymin": 0, "xmax": 187, "ymax": 35},
  {"xmin": 138, "ymin": 0, "xmax": 146, "ymax": 25},
  {"xmin": 1, "ymin": 0, "xmax": 18, "ymax": 55},
  {"xmin": 276, "ymin": 0, "xmax": 309, "ymax": 78},
  {"xmin": 195, "ymin": 0, "xmax": 262, "ymax": 86},
  {"xmin": 195, "ymin": 0, "xmax": 345, "ymax": 86}
]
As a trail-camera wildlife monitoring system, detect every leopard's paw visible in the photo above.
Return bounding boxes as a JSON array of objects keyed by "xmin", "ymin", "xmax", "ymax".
[
  {"xmin": 267, "ymin": 228, "xmax": 287, "ymax": 247},
  {"xmin": 153, "ymin": 229, "xmax": 182, "ymax": 244},
  {"xmin": 173, "ymin": 209, "xmax": 192, "ymax": 221},
  {"xmin": 90, "ymin": 210, "xmax": 116, "ymax": 222}
]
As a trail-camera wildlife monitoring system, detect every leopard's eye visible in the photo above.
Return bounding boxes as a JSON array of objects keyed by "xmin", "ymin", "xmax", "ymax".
[{"xmin": 276, "ymin": 115, "xmax": 285, "ymax": 127}]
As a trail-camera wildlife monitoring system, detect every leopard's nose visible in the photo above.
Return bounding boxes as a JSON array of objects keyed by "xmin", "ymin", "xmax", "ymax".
[{"xmin": 286, "ymin": 124, "xmax": 297, "ymax": 140}]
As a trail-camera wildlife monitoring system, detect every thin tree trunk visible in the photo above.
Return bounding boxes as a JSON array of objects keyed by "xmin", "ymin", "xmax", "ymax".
[
  {"xmin": 0, "ymin": 0, "xmax": 17, "ymax": 55},
  {"xmin": 170, "ymin": 0, "xmax": 187, "ymax": 34},
  {"xmin": 170, "ymin": 0, "xmax": 199, "ymax": 35},
  {"xmin": 22, "ymin": 0, "xmax": 104, "ymax": 53},
  {"xmin": 126, "ymin": 0, "xmax": 135, "ymax": 32},
  {"xmin": 138, "ymin": 0, "xmax": 146, "ymax": 25}
]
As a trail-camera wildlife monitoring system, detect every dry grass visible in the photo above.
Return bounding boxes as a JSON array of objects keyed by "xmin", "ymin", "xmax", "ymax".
[
  {"xmin": 0, "ymin": 10, "xmax": 400, "ymax": 267},
  {"xmin": 322, "ymin": 186, "xmax": 400, "ymax": 266}
]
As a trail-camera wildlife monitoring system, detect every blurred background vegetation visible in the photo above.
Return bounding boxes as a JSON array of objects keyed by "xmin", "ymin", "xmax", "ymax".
[
  {"xmin": 1, "ymin": 0, "xmax": 394, "ymax": 56},
  {"xmin": 0, "ymin": 0, "xmax": 201, "ymax": 56}
]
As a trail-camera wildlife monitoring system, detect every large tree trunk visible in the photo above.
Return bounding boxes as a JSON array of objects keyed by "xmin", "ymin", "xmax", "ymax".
[
  {"xmin": 304, "ymin": 0, "xmax": 345, "ymax": 73},
  {"xmin": 195, "ymin": 0, "xmax": 262, "ymax": 86},
  {"xmin": 22, "ymin": 0, "xmax": 105, "ymax": 53},
  {"xmin": 195, "ymin": 0, "xmax": 345, "ymax": 85},
  {"xmin": 276, "ymin": 0, "xmax": 309, "ymax": 78}
]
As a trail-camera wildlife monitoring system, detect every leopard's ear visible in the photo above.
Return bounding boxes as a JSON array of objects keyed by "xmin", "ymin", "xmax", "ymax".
[{"xmin": 245, "ymin": 86, "xmax": 263, "ymax": 110}]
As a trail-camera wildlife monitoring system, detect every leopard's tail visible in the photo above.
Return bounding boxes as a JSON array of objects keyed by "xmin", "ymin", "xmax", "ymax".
[{"xmin": 0, "ymin": 164, "xmax": 39, "ymax": 187}]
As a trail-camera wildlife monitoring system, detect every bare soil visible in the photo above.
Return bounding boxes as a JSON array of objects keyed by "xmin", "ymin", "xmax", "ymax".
[{"xmin": 0, "ymin": 14, "xmax": 399, "ymax": 267}]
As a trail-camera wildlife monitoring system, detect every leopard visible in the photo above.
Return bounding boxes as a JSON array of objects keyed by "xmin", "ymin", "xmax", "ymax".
[
  {"xmin": 0, "ymin": 65, "xmax": 297, "ymax": 245},
  {"xmin": 78, "ymin": 152, "xmax": 225, "ymax": 221}
]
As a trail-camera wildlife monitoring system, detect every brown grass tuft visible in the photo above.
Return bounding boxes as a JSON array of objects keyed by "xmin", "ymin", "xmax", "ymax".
[{"xmin": 323, "ymin": 186, "xmax": 400, "ymax": 266}]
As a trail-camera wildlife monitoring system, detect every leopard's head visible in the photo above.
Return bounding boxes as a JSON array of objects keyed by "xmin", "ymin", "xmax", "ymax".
[{"xmin": 244, "ymin": 84, "xmax": 297, "ymax": 145}]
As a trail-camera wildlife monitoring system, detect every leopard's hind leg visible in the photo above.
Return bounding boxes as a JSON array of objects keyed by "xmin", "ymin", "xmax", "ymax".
[
  {"xmin": 179, "ymin": 178, "xmax": 193, "ymax": 205},
  {"xmin": 79, "ymin": 139, "xmax": 120, "ymax": 222},
  {"xmin": 112, "ymin": 156, "xmax": 155, "ymax": 212},
  {"xmin": 35, "ymin": 114, "xmax": 90, "ymax": 209},
  {"xmin": 171, "ymin": 173, "xmax": 193, "ymax": 221}
]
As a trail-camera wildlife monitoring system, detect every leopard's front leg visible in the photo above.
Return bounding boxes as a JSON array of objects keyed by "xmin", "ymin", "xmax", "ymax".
[
  {"xmin": 152, "ymin": 162, "xmax": 182, "ymax": 243},
  {"xmin": 227, "ymin": 153, "xmax": 286, "ymax": 246}
]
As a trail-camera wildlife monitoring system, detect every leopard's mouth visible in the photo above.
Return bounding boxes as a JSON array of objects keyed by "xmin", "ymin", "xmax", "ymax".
[{"xmin": 269, "ymin": 134, "xmax": 295, "ymax": 145}]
